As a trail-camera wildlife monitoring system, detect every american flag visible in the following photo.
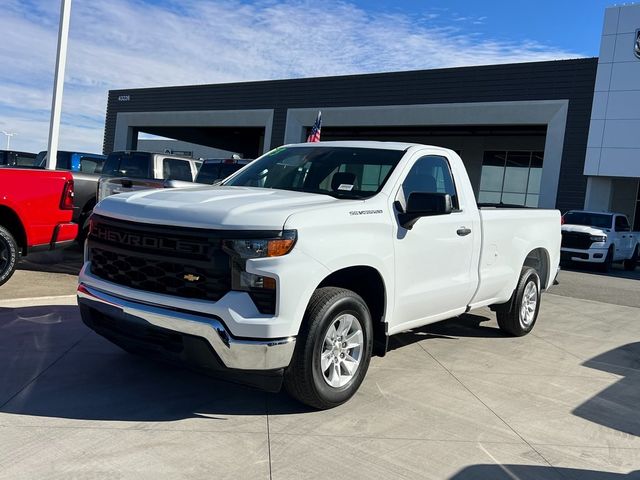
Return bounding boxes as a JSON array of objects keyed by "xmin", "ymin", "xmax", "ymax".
[{"xmin": 306, "ymin": 111, "xmax": 322, "ymax": 142}]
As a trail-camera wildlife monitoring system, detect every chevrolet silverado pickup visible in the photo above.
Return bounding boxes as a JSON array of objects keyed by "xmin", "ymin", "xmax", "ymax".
[
  {"xmin": 0, "ymin": 168, "xmax": 78, "ymax": 285},
  {"xmin": 561, "ymin": 210, "xmax": 638, "ymax": 271},
  {"xmin": 78, "ymin": 141, "xmax": 561, "ymax": 409}
]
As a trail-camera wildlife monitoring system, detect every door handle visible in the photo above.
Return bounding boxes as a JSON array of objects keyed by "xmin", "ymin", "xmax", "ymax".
[{"xmin": 457, "ymin": 227, "xmax": 472, "ymax": 236}]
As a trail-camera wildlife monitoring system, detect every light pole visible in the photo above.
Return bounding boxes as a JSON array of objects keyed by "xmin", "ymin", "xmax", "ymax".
[
  {"xmin": 46, "ymin": 0, "xmax": 72, "ymax": 170},
  {"xmin": 1, "ymin": 131, "xmax": 17, "ymax": 150}
]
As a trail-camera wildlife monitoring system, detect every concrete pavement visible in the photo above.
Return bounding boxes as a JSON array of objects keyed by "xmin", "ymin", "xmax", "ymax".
[{"xmin": 0, "ymin": 284, "xmax": 639, "ymax": 479}]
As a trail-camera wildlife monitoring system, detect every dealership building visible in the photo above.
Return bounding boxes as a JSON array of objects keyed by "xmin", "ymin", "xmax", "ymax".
[{"xmin": 103, "ymin": 4, "xmax": 640, "ymax": 228}]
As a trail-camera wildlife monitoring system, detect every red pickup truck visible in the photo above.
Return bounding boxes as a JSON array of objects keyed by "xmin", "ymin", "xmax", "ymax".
[{"xmin": 0, "ymin": 168, "xmax": 78, "ymax": 285}]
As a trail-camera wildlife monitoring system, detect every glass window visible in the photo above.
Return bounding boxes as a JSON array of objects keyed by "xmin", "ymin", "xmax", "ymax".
[
  {"xmin": 478, "ymin": 151, "xmax": 543, "ymax": 207},
  {"xmin": 79, "ymin": 155, "xmax": 105, "ymax": 174},
  {"xmin": 14, "ymin": 153, "xmax": 37, "ymax": 166},
  {"xmin": 163, "ymin": 158, "xmax": 193, "ymax": 181},
  {"xmin": 225, "ymin": 146, "xmax": 404, "ymax": 199},
  {"xmin": 563, "ymin": 212, "xmax": 613, "ymax": 229},
  {"xmin": 195, "ymin": 162, "xmax": 221, "ymax": 184},
  {"xmin": 401, "ymin": 155, "xmax": 459, "ymax": 209},
  {"xmin": 103, "ymin": 152, "xmax": 152, "ymax": 178},
  {"xmin": 615, "ymin": 215, "xmax": 630, "ymax": 231}
]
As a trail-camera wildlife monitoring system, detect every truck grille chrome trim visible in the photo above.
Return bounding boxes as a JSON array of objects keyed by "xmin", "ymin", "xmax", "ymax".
[{"xmin": 77, "ymin": 283, "xmax": 295, "ymax": 370}]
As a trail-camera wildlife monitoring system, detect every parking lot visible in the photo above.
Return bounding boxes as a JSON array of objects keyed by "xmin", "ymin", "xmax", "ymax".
[{"xmin": 0, "ymin": 250, "xmax": 639, "ymax": 479}]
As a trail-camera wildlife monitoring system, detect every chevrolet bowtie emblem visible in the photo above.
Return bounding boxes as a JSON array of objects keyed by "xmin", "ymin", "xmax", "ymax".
[{"xmin": 183, "ymin": 273, "xmax": 200, "ymax": 282}]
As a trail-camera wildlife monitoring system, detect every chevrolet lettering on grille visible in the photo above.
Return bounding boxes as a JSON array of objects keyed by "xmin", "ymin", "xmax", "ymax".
[{"xmin": 93, "ymin": 224, "xmax": 208, "ymax": 255}]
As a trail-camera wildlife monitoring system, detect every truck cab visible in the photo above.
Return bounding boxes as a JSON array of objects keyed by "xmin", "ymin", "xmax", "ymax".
[{"xmin": 97, "ymin": 151, "xmax": 202, "ymax": 200}]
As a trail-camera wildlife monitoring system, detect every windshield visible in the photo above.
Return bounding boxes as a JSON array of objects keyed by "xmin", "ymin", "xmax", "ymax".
[
  {"xmin": 223, "ymin": 146, "xmax": 404, "ymax": 198},
  {"xmin": 563, "ymin": 212, "xmax": 613, "ymax": 229}
]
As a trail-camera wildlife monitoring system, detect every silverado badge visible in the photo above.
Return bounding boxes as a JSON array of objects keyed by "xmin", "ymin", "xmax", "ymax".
[{"xmin": 183, "ymin": 273, "xmax": 201, "ymax": 282}]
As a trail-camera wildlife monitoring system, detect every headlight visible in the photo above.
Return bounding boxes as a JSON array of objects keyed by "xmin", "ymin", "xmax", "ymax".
[
  {"xmin": 223, "ymin": 230, "xmax": 297, "ymax": 258},
  {"xmin": 590, "ymin": 235, "xmax": 607, "ymax": 243},
  {"xmin": 222, "ymin": 230, "xmax": 297, "ymax": 315}
]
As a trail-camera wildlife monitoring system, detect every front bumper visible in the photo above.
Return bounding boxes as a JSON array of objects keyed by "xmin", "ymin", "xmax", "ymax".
[
  {"xmin": 560, "ymin": 247, "xmax": 608, "ymax": 263},
  {"xmin": 78, "ymin": 284, "xmax": 296, "ymax": 379}
]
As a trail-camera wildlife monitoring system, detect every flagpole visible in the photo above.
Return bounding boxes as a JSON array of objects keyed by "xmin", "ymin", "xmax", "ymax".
[{"xmin": 46, "ymin": 0, "xmax": 72, "ymax": 170}]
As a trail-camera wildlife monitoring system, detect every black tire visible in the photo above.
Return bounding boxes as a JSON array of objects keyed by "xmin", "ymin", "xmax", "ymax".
[
  {"xmin": 0, "ymin": 226, "xmax": 19, "ymax": 286},
  {"xmin": 623, "ymin": 245, "xmax": 638, "ymax": 272},
  {"xmin": 284, "ymin": 287, "xmax": 373, "ymax": 409},
  {"xmin": 75, "ymin": 212, "xmax": 92, "ymax": 245},
  {"xmin": 495, "ymin": 267, "xmax": 541, "ymax": 337},
  {"xmin": 599, "ymin": 247, "xmax": 614, "ymax": 273}
]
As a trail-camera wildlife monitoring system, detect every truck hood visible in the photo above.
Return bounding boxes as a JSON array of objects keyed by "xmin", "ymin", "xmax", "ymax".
[
  {"xmin": 93, "ymin": 186, "xmax": 341, "ymax": 230},
  {"xmin": 562, "ymin": 224, "xmax": 609, "ymax": 236}
]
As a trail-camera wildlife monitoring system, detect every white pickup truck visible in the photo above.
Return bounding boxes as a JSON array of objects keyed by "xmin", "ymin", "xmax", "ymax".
[
  {"xmin": 561, "ymin": 210, "xmax": 639, "ymax": 271},
  {"xmin": 78, "ymin": 141, "xmax": 561, "ymax": 409}
]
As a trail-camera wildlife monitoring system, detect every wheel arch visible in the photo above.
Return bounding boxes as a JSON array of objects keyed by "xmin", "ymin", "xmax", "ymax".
[
  {"xmin": 0, "ymin": 205, "xmax": 27, "ymax": 254},
  {"xmin": 523, "ymin": 247, "xmax": 551, "ymax": 290},
  {"xmin": 316, "ymin": 265, "xmax": 388, "ymax": 356}
]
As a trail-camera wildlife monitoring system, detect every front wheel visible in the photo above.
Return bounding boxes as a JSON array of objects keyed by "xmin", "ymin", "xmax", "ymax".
[
  {"xmin": 599, "ymin": 247, "xmax": 614, "ymax": 273},
  {"xmin": 284, "ymin": 287, "xmax": 373, "ymax": 409},
  {"xmin": 496, "ymin": 267, "xmax": 541, "ymax": 337},
  {"xmin": 0, "ymin": 226, "xmax": 19, "ymax": 286}
]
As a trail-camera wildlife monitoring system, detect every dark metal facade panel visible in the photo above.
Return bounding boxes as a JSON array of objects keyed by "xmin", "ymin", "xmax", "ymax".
[{"xmin": 104, "ymin": 58, "xmax": 597, "ymax": 210}]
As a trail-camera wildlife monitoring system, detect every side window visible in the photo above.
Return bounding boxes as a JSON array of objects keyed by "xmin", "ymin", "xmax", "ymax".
[
  {"xmin": 400, "ymin": 155, "xmax": 459, "ymax": 209},
  {"xmin": 163, "ymin": 158, "xmax": 193, "ymax": 181},
  {"xmin": 79, "ymin": 155, "xmax": 103, "ymax": 174},
  {"xmin": 615, "ymin": 216, "xmax": 630, "ymax": 232}
]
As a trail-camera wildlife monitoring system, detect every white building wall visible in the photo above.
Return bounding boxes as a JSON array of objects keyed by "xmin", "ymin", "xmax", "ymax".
[
  {"xmin": 584, "ymin": 4, "xmax": 640, "ymax": 221},
  {"xmin": 585, "ymin": 4, "xmax": 640, "ymax": 178}
]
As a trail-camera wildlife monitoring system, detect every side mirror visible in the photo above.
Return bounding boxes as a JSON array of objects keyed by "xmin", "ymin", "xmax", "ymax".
[{"xmin": 398, "ymin": 192, "xmax": 452, "ymax": 230}]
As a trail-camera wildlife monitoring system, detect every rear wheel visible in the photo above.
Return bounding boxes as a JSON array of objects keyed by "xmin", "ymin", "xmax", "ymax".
[
  {"xmin": 624, "ymin": 245, "xmax": 638, "ymax": 271},
  {"xmin": 496, "ymin": 267, "xmax": 541, "ymax": 337},
  {"xmin": 0, "ymin": 226, "xmax": 19, "ymax": 286},
  {"xmin": 284, "ymin": 287, "xmax": 373, "ymax": 409}
]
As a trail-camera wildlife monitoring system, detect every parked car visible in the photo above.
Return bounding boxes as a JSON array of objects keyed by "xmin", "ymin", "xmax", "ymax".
[
  {"xmin": 0, "ymin": 168, "xmax": 78, "ymax": 285},
  {"xmin": 34, "ymin": 150, "xmax": 107, "ymax": 243},
  {"xmin": 561, "ymin": 210, "xmax": 639, "ymax": 271},
  {"xmin": 78, "ymin": 141, "xmax": 561, "ymax": 409},
  {"xmin": 97, "ymin": 151, "xmax": 202, "ymax": 201},
  {"xmin": 195, "ymin": 157, "xmax": 253, "ymax": 184},
  {"xmin": 0, "ymin": 150, "xmax": 37, "ymax": 167}
]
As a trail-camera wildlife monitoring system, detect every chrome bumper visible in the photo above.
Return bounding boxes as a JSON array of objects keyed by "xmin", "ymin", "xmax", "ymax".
[{"xmin": 77, "ymin": 284, "xmax": 295, "ymax": 370}]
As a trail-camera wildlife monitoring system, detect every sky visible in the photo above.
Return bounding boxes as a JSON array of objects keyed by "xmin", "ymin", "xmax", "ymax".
[{"xmin": 0, "ymin": 0, "xmax": 614, "ymax": 154}]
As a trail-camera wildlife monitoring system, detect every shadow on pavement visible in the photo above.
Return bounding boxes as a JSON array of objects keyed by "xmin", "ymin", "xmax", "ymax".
[
  {"xmin": 450, "ymin": 464, "xmax": 637, "ymax": 479},
  {"xmin": 387, "ymin": 312, "xmax": 503, "ymax": 353},
  {"xmin": 17, "ymin": 244, "xmax": 83, "ymax": 276},
  {"xmin": 572, "ymin": 342, "xmax": 640, "ymax": 437},
  {"xmin": 0, "ymin": 304, "xmax": 310, "ymax": 421}
]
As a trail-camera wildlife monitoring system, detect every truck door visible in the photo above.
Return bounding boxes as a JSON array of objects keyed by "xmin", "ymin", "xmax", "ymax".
[
  {"xmin": 392, "ymin": 154, "xmax": 476, "ymax": 326},
  {"xmin": 614, "ymin": 215, "xmax": 633, "ymax": 259}
]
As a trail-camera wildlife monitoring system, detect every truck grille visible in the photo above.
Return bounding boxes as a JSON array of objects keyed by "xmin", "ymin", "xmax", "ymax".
[
  {"xmin": 88, "ymin": 215, "xmax": 232, "ymax": 302},
  {"xmin": 561, "ymin": 231, "xmax": 593, "ymax": 250}
]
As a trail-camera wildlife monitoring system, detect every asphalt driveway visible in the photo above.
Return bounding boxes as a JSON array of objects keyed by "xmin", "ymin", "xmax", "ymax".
[{"xmin": 0, "ymin": 279, "xmax": 638, "ymax": 479}]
